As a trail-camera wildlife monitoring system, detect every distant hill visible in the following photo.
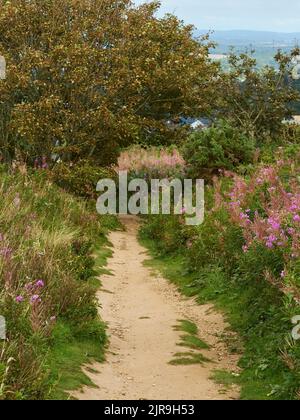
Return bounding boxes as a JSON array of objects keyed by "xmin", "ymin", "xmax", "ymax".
[
  {"xmin": 196, "ymin": 30, "xmax": 300, "ymax": 47},
  {"xmin": 196, "ymin": 30, "xmax": 300, "ymax": 68},
  {"xmin": 196, "ymin": 30, "xmax": 300, "ymax": 46}
]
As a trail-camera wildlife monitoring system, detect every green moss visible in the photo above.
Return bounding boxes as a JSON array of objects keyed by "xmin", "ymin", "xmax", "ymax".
[{"xmin": 0, "ymin": 167, "xmax": 119, "ymax": 400}]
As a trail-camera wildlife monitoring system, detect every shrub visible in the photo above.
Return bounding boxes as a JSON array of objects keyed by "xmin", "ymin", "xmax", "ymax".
[
  {"xmin": 182, "ymin": 121, "xmax": 256, "ymax": 179},
  {"xmin": 51, "ymin": 160, "xmax": 117, "ymax": 199}
]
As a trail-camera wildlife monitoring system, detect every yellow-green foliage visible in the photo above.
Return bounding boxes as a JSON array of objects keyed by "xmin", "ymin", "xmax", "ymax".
[
  {"xmin": 0, "ymin": 0, "xmax": 217, "ymax": 165},
  {"xmin": 51, "ymin": 160, "xmax": 117, "ymax": 199}
]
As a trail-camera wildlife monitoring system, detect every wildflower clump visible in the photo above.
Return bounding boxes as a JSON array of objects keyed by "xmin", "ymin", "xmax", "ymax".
[
  {"xmin": 117, "ymin": 146, "xmax": 186, "ymax": 181},
  {"xmin": 211, "ymin": 159, "xmax": 300, "ymax": 295},
  {"xmin": 0, "ymin": 167, "xmax": 111, "ymax": 399}
]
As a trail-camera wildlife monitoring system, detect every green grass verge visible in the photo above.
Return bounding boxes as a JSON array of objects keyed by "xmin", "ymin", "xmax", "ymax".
[
  {"xmin": 170, "ymin": 352, "xmax": 211, "ymax": 366},
  {"xmin": 46, "ymin": 218, "xmax": 119, "ymax": 400},
  {"xmin": 46, "ymin": 321, "xmax": 106, "ymax": 400},
  {"xmin": 175, "ymin": 320, "xmax": 198, "ymax": 336},
  {"xmin": 170, "ymin": 319, "xmax": 211, "ymax": 366},
  {"xmin": 174, "ymin": 320, "xmax": 210, "ymax": 351},
  {"xmin": 140, "ymin": 233, "xmax": 300, "ymax": 400}
]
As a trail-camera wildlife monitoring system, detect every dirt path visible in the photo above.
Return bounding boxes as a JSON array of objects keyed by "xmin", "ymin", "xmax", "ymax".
[{"xmin": 74, "ymin": 216, "xmax": 240, "ymax": 400}]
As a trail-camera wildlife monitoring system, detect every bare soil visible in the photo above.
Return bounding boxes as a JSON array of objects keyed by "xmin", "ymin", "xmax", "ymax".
[{"xmin": 74, "ymin": 216, "xmax": 240, "ymax": 400}]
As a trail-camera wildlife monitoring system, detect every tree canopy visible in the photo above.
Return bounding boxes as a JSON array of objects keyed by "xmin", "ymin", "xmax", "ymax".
[
  {"xmin": 217, "ymin": 50, "xmax": 300, "ymax": 139},
  {"xmin": 0, "ymin": 0, "xmax": 217, "ymax": 165}
]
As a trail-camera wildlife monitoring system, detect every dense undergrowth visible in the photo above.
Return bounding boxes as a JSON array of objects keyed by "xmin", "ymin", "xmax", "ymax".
[
  {"xmin": 0, "ymin": 165, "xmax": 118, "ymax": 400},
  {"xmin": 140, "ymin": 151, "xmax": 300, "ymax": 400}
]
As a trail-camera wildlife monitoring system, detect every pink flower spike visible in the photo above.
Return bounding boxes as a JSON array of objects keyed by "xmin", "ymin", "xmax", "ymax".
[
  {"xmin": 35, "ymin": 280, "xmax": 45, "ymax": 288},
  {"xmin": 25, "ymin": 282, "xmax": 34, "ymax": 291},
  {"xmin": 242, "ymin": 245, "xmax": 249, "ymax": 253},
  {"xmin": 268, "ymin": 218, "xmax": 280, "ymax": 230},
  {"xmin": 0, "ymin": 247, "xmax": 13, "ymax": 258},
  {"xmin": 15, "ymin": 296, "xmax": 24, "ymax": 303},
  {"xmin": 30, "ymin": 295, "xmax": 41, "ymax": 305}
]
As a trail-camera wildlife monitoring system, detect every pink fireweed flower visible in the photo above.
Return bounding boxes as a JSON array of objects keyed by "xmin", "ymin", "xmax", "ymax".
[
  {"xmin": 0, "ymin": 247, "xmax": 13, "ymax": 258},
  {"xmin": 25, "ymin": 282, "xmax": 34, "ymax": 292},
  {"xmin": 30, "ymin": 294, "xmax": 41, "ymax": 305},
  {"xmin": 268, "ymin": 218, "xmax": 280, "ymax": 231},
  {"xmin": 15, "ymin": 296, "xmax": 24, "ymax": 303},
  {"xmin": 42, "ymin": 156, "xmax": 48, "ymax": 170},
  {"xmin": 268, "ymin": 234, "xmax": 277, "ymax": 243},
  {"xmin": 116, "ymin": 147, "xmax": 186, "ymax": 179},
  {"xmin": 266, "ymin": 234, "xmax": 277, "ymax": 249},
  {"xmin": 242, "ymin": 245, "xmax": 249, "ymax": 253},
  {"xmin": 216, "ymin": 160, "xmax": 300, "ymax": 255},
  {"xmin": 35, "ymin": 280, "xmax": 45, "ymax": 288},
  {"xmin": 289, "ymin": 204, "xmax": 298, "ymax": 212}
]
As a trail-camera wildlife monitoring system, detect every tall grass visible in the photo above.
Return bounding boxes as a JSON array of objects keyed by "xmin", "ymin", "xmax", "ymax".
[
  {"xmin": 0, "ymin": 165, "xmax": 117, "ymax": 400},
  {"xmin": 140, "ymin": 155, "xmax": 300, "ymax": 400}
]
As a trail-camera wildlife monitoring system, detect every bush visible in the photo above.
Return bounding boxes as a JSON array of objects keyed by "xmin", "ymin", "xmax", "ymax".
[
  {"xmin": 140, "ymin": 214, "xmax": 190, "ymax": 255},
  {"xmin": 140, "ymin": 154, "xmax": 300, "ymax": 399},
  {"xmin": 182, "ymin": 121, "xmax": 256, "ymax": 179},
  {"xmin": 0, "ymin": 166, "xmax": 115, "ymax": 399}
]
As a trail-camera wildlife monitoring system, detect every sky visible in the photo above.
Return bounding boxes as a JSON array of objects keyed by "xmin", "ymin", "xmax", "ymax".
[{"xmin": 134, "ymin": 0, "xmax": 300, "ymax": 33}]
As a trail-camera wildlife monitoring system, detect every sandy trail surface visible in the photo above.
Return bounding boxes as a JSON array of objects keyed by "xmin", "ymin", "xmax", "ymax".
[{"xmin": 74, "ymin": 216, "xmax": 239, "ymax": 400}]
